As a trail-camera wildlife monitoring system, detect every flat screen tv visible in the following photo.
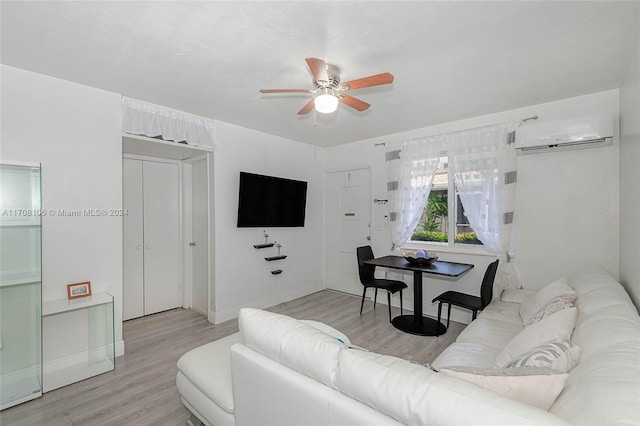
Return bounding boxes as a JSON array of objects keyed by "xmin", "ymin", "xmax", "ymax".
[{"xmin": 237, "ymin": 172, "xmax": 308, "ymax": 227}]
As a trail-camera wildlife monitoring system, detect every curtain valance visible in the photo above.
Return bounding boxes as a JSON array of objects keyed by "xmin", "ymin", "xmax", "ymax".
[{"xmin": 122, "ymin": 97, "xmax": 216, "ymax": 149}]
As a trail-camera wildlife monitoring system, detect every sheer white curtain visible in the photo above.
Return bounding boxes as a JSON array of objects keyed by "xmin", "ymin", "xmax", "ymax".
[
  {"xmin": 122, "ymin": 97, "xmax": 216, "ymax": 149},
  {"xmin": 385, "ymin": 136, "xmax": 444, "ymax": 252},
  {"xmin": 446, "ymin": 121, "xmax": 520, "ymax": 295}
]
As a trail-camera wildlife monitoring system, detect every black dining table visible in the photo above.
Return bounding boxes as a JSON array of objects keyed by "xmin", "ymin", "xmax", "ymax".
[{"xmin": 363, "ymin": 255, "xmax": 474, "ymax": 336}]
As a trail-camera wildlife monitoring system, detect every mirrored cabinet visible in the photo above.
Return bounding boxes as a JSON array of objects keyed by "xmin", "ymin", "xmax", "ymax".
[{"xmin": 0, "ymin": 161, "xmax": 43, "ymax": 410}]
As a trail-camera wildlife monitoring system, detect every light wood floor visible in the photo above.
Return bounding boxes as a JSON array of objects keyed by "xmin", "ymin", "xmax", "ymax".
[{"xmin": 0, "ymin": 290, "xmax": 465, "ymax": 425}]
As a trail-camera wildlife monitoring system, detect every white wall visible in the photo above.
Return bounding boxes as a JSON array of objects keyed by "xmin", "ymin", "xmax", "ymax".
[
  {"xmin": 324, "ymin": 90, "xmax": 620, "ymax": 324},
  {"xmin": 1, "ymin": 66, "xmax": 124, "ymax": 355},
  {"xmin": 619, "ymin": 24, "xmax": 640, "ymax": 311},
  {"xmin": 212, "ymin": 121, "xmax": 325, "ymax": 322}
]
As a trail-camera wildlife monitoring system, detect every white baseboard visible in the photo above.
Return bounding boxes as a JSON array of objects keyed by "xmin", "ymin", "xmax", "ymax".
[
  {"xmin": 209, "ymin": 282, "xmax": 324, "ymax": 324},
  {"xmin": 115, "ymin": 339, "xmax": 125, "ymax": 357}
]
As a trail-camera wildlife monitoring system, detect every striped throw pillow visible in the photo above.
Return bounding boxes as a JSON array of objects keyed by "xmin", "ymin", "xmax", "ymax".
[
  {"xmin": 524, "ymin": 293, "xmax": 575, "ymax": 326},
  {"xmin": 503, "ymin": 339, "xmax": 581, "ymax": 373}
]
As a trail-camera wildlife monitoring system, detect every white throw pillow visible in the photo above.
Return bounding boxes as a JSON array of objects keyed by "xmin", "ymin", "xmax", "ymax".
[
  {"xmin": 519, "ymin": 278, "xmax": 576, "ymax": 325},
  {"xmin": 439, "ymin": 366, "xmax": 568, "ymax": 411},
  {"xmin": 495, "ymin": 307, "xmax": 577, "ymax": 368},
  {"xmin": 501, "ymin": 339, "xmax": 582, "ymax": 373}
]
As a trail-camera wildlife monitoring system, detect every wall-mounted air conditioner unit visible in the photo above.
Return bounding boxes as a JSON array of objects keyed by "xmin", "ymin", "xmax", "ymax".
[{"xmin": 515, "ymin": 115, "xmax": 613, "ymax": 154}]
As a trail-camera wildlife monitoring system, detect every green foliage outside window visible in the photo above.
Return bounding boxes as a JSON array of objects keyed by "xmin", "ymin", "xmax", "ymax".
[{"xmin": 412, "ymin": 192, "xmax": 482, "ymax": 245}]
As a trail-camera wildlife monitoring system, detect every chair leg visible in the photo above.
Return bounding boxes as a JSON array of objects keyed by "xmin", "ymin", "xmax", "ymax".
[
  {"xmin": 472, "ymin": 310, "xmax": 478, "ymax": 320},
  {"xmin": 373, "ymin": 288, "xmax": 378, "ymax": 309},
  {"xmin": 360, "ymin": 288, "xmax": 367, "ymax": 316},
  {"xmin": 446, "ymin": 303, "xmax": 452, "ymax": 328},
  {"xmin": 387, "ymin": 291, "xmax": 392, "ymax": 322},
  {"xmin": 399, "ymin": 290, "xmax": 403, "ymax": 316},
  {"xmin": 437, "ymin": 301, "xmax": 443, "ymax": 325}
]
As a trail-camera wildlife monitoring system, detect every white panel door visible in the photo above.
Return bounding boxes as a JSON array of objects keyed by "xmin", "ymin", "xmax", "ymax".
[
  {"xmin": 325, "ymin": 169, "xmax": 371, "ymax": 295},
  {"xmin": 122, "ymin": 159, "xmax": 144, "ymax": 320},
  {"xmin": 142, "ymin": 161, "xmax": 181, "ymax": 315},
  {"xmin": 191, "ymin": 160, "xmax": 209, "ymax": 315}
]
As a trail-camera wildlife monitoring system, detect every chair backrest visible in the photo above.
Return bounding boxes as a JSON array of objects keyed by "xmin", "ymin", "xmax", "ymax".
[
  {"xmin": 356, "ymin": 246, "xmax": 376, "ymax": 284},
  {"xmin": 480, "ymin": 259, "xmax": 500, "ymax": 308}
]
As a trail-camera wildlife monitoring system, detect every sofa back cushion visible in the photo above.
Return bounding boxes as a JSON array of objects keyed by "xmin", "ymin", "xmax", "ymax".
[
  {"xmin": 549, "ymin": 266, "xmax": 640, "ymax": 425},
  {"xmin": 238, "ymin": 308, "xmax": 347, "ymax": 388},
  {"xmin": 335, "ymin": 348, "xmax": 572, "ymax": 426}
]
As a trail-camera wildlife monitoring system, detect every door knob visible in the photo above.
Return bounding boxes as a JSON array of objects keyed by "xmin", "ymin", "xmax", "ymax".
[
  {"xmin": 189, "ymin": 241, "xmax": 196, "ymax": 247},
  {"xmin": 136, "ymin": 244, "xmax": 142, "ymax": 250},
  {"xmin": 145, "ymin": 244, "xmax": 151, "ymax": 249}
]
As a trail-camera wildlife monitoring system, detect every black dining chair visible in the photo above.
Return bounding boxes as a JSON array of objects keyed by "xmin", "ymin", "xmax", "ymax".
[
  {"xmin": 356, "ymin": 246, "xmax": 408, "ymax": 322},
  {"xmin": 432, "ymin": 259, "xmax": 499, "ymax": 327}
]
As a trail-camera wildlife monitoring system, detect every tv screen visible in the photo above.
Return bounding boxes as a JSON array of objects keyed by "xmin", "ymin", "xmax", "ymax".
[{"xmin": 237, "ymin": 172, "xmax": 308, "ymax": 227}]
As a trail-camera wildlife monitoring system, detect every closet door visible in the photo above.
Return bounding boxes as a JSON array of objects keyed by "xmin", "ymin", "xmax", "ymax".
[
  {"xmin": 142, "ymin": 161, "xmax": 181, "ymax": 314},
  {"xmin": 122, "ymin": 159, "xmax": 144, "ymax": 320}
]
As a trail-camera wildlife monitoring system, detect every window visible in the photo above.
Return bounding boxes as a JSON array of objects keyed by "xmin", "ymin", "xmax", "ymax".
[{"xmin": 411, "ymin": 156, "xmax": 482, "ymax": 245}]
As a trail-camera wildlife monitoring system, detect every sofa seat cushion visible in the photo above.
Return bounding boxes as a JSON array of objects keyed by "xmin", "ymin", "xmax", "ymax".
[
  {"xmin": 238, "ymin": 308, "xmax": 347, "ymax": 388},
  {"xmin": 176, "ymin": 332, "xmax": 243, "ymax": 414},
  {"xmin": 456, "ymin": 318, "xmax": 523, "ymax": 350},
  {"xmin": 477, "ymin": 301, "xmax": 523, "ymax": 325},
  {"xmin": 432, "ymin": 342, "xmax": 501, "ymax": 370},
  {"xmin": 335, "ymin": 348, "xmax": 572, "ymax": 426},
  {"xmin": 500, "ymin": 289, "xmax": 535, "ymax": 304}
]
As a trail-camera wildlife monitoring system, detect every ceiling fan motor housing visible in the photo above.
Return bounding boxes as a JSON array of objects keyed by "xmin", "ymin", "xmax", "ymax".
[{"xmin": 314, "ymin": 63, "xmax": 341, "ymax": 90}]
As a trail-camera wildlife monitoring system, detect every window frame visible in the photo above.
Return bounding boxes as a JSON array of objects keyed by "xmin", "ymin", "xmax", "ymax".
[{"xmin": 406, "ymin": 153, "xmax": 492, "ymax": 255}]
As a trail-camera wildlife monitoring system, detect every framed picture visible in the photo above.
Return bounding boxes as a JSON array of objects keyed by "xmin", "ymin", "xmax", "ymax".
[{"xmin": 67, "ymin": 281, "xmax": 92, "ymax": 300}]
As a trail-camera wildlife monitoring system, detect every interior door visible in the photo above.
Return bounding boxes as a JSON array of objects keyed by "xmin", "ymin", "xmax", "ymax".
[
  {"xmin": 191, "ymin": 159, "xmax": 209, "ymax": 315},
  {"xmin": 122, "ymin": 159, "xmax": 144, "ymax": 320},
  {"xmin": 325, "ymin": 168, "xmax": 371, "ymax": 295},
  {"xmin": 143, "ymin": 160, "xmax": 181, "ymax": 315}
]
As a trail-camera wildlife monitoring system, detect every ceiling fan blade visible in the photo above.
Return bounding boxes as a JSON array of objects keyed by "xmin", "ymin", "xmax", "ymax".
[
  {"xmin": 297, "ymin": 99, "xmax": 315, "ymax": 115},
  {"xmin": 259, "ymin": 88, "xmax": 313, "ymax": 94},
  {"xmin": 305, "ymin": 57, "xmax": 329, "ymax": 83},
  {"xmin": 339, "ymin": 95, "xmax": 371, "ymax": 112},
  {"xmin": 343, "ymin": 72, "xmax": 394, "ymax": 91}
]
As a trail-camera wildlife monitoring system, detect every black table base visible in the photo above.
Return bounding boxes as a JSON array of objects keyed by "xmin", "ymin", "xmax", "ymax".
[
  {"xmin": 363, "ymin": 256, "xmax": 474, "ymax": 337},
  {"xmin": 392, "ymin": 315, "xmax": 446, "ymax": 336}
]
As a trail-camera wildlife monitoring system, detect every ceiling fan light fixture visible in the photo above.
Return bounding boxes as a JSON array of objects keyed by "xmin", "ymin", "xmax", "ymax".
[{"xmin": 314, "ymin": 91, "xmax": 339, "ymax": 114}]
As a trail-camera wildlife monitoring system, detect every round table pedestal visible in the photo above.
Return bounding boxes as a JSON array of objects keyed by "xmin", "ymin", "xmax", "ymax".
[{"xmin": 391, "ymin": 315, "xmax": 446, "ymax": 336}]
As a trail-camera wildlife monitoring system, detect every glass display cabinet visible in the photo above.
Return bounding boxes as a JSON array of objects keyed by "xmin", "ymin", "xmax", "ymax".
[{"xmin": 0, "ymin": 161, "xmax": 43, "ymax": 410}]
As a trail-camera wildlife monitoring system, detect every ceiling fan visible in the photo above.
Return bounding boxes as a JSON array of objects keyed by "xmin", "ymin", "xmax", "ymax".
[{"xmin": 259, "ymin": 58, "xmax": 394, "ymax": 115}]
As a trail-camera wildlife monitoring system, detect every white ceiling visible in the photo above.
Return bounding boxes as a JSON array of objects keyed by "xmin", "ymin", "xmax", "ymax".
[{"xmin": 1, "ymin": 1, "xmax": 638, "ymax": 147}]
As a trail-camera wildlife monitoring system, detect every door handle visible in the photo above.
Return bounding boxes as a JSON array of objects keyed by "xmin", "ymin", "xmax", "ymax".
[
  {"xmin": 189, "ymin": 241, "xmax": 196, "ymax": 247},
  {"xmin": 344, "ymin": 213, "xmax": 355, "ymax": 216},
  {"xmin": 145, "ymin": 244, "xmax": 151, "ymax": 249}
]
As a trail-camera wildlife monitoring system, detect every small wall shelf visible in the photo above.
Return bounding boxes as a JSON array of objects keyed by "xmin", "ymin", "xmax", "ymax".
[
  {"xmin": 265, "ymin": 255, "xmax": 287, "ymax": 261},
  {"xmin": 253, "ymin": 243, "xmax": 274, "ymax": 249}
]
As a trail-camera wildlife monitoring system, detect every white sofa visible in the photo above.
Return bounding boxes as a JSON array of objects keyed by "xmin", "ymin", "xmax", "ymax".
[{"xmin": 176, "ymin": 266, "xmax": 640, "ymax": 425}]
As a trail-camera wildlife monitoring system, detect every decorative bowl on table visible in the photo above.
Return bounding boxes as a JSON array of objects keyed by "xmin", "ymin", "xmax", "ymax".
[{"xmin": 403, "ymin": 250, "xmax": 438, "ymax": 266}]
